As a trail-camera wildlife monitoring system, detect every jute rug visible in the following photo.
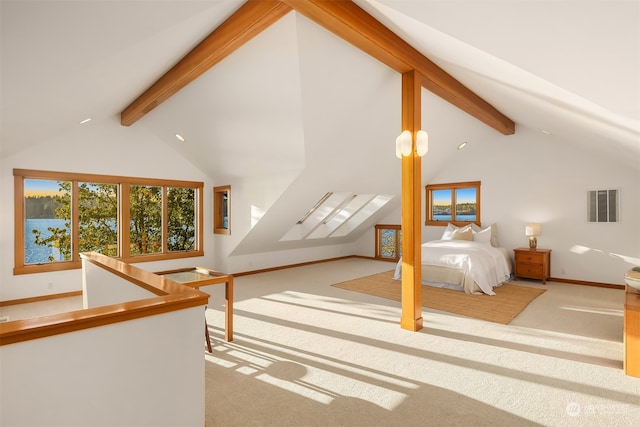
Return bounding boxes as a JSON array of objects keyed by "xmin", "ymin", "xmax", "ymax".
[{"xmin": 331, "ymin": 270, "xmax": 546, "ymax": 324}]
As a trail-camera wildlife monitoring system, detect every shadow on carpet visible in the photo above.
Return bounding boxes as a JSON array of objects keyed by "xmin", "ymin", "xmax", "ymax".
[{"xmin": 331, "ymin": 270, "xmax": 546, "ymax": 324}]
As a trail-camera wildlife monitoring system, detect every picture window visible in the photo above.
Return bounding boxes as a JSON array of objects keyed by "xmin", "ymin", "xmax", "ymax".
[
  {"xmin": 14, "ymin": 169, "xmax": 203, "ymax": 275},
  {"xmin": 425, "ymin": 181, "xmax": 481, "ymax": 226}
]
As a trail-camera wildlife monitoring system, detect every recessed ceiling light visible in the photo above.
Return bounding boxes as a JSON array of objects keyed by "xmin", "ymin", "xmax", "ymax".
[
  {"xmin": 79, "ymin": 118, "xmax": 92, "ymax": 124},
  {"xmin": 175, "ymin": 133, "xmax": 185, "ymax": 142},
  {"xmin": 457, "ymin": 141, "xmax": 467, "ymax": 150}
]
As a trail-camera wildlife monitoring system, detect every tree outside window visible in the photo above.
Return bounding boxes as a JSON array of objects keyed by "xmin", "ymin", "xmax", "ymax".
[
  {"xmin": 129, "ymin": 185, "xmax": 163, "ymax": 255},
  {"xmin": 14, "ymin": 169, "xmax": 203, "ymax": 275},
  {"xmin": 167, "ymin": 187, "xmax": 196, "ymax": 251},
  {"xmin": 79, "ymin": 182, "xmax": 119, "ymax": 257}
]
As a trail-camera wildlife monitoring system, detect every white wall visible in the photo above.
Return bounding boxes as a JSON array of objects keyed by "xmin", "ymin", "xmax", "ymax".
[
  {"xmin": 0, "ymin": 306, "xmax": 204, "ymax": 427},
  {"xmin": 0, "ymin": 116, "xmax": 215, "ymax": 302},
  {"xmin": 1, "ymin": 256, "xmax": 205, "ymax": 427}
]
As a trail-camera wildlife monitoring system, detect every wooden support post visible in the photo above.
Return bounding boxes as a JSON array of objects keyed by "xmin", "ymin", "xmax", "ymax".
[{"xmin": 400, "ymin": 70, "xmax": 423, "ymax": 331}]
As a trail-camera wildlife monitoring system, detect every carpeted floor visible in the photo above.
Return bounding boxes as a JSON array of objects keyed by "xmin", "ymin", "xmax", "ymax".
[
  {"xmin": 203, "ymin": 258, "xmax": 638, "ymax": 427},
  {"xmin": 331, "ymin": 270, "xmax": 546, "ymax": 324}
]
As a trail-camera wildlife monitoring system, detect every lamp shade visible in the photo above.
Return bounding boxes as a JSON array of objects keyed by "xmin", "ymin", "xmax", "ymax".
[
  {"xmin": 395, "ymin": 137, "xmax": 402, "ymax": 159},
  {"xmin": 525, "ymin": 223, "xmax": 541, "ymax": 236},
  {"xmin": 396, "ymin": 130, "xmax": 429, "ymax": 158},
  {"xmin": 395, "ymin": 130, "xmax": 413, "ymax": 158},
  {"xmin": 416, "ymin": 130, "xmax": 429, "ymax": 156}
]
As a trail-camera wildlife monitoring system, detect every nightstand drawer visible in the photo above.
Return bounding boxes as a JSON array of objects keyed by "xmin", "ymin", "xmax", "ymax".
[
  {"xmin": 518, "ymin": 252, "xmax": 544, "ymax": 263},
  {"xmin": 518, "ymin": 264, "xmax": 543, "ymax": 277}
]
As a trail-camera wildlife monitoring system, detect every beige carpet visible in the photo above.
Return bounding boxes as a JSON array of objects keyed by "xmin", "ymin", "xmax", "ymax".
[
  {"xmin": 331, "ymin": 270, "xmax": 546, "ymax": 324},
  {"xmin": 203, "ymin": 258, "xmax": 636, "ymax": 427}
]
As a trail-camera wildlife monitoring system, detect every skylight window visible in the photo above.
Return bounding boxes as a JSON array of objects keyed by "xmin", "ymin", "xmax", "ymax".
[
  {"xmin": 282, "ymin": 192, "xmax": 392, "ymax": 241},
  {"xmin": 297, "ymin": 192, "xmax": 332, "ymax": 224}
]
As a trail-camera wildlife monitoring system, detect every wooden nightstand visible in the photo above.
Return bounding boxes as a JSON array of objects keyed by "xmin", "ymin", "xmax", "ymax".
[{"xmin": 513, "ymin": 248, "xmax": 551, "ymax": 284}]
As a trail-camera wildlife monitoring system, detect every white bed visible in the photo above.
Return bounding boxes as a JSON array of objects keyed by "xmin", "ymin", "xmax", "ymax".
[{"xmin": 393, "ymin": 223, "xmax": 512, "ymax": 296}]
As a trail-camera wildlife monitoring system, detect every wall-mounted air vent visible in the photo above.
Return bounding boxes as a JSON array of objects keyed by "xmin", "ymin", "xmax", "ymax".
[{"xmin": 587, "ymin": 189, "xmax": 619, "ymax": 223}]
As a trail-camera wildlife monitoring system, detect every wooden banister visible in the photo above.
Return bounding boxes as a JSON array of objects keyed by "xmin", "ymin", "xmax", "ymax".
[{"xmin": 0, "ymin": 252, "xmax": 209, "ymax": 346}]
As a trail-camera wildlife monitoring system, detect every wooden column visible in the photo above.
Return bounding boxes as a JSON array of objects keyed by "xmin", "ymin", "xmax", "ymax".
[{"xmin": 400, "ymin": 70, "xmax": 423, "ymax": 331}]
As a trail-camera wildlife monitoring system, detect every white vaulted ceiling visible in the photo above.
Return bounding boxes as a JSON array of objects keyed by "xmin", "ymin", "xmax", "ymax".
[{"xmin": 2, "ymin": 0, "xmax": 638, "ymax": 168}]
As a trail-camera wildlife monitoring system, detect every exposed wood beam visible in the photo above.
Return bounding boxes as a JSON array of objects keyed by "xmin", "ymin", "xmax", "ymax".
[
  {"xmin": 280, "ymin": 0, "xmax": 515, "ymax": 135},
  {"xmin": 120, "ymin": 0, "xmax": 292, "ymax": 126}
]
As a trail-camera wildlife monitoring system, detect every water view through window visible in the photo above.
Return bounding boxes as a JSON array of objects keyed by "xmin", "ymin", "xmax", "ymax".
[
  {"xmin": 15, "ymin": 169, "xmax": 204, "ymax": 274},
  {"xmin": 23, "ymin": 180, "xmax": 196, "ymax": 263},
  {"xmin": 24, "ymin": 179, "xmax": 70, "ymax": 264},
  {"xmin": 431, "ymin": 187, "xmax": 476, "ymax": 222}
]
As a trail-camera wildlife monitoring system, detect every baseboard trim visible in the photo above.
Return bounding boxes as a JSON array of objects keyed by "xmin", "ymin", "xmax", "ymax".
[
  {"xmin": 549, "ymin": 277, "xmax": 625, "ymax": 290},
  {"xmin": 233, "ymin": 255, "xmax": 378, "ymax": 277},
  {"xmin": 0, "ymin": 290, "xmax": 83, "ymax": 307}
]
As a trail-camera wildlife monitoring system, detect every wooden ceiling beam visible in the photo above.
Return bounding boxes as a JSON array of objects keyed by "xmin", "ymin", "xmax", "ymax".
[
  {"xmin": 120, "ymin": 0, "xmax": 292, "ymax": 126},
  {"xmin": 280, "ymin": 0, "xmax": 515, "ymax": 135}
]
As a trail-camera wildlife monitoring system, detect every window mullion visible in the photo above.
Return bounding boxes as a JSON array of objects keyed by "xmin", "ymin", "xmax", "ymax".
[
  {"xmin": 451, "ymin": 190, "xmax": 457, "ymax": 222},
  {"xmin": 71, "ymin": 180, "xmax": 80, "ymax": 262},
  {"xmin": 13, "ymin": 176, "xmax": 25, "ymax": 272},
  {"xmin": 197, "ymin": 186, "xmax": 203, "ymax": 251},
  {"xmin": 162, "ymin": 186, "xmax": 168, "ymax": 254},
  {"xmin": 120, "ymin": 184, "xmax": 130, "ymax": 259}
]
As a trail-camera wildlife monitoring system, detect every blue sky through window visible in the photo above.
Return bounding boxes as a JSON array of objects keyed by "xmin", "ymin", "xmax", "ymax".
[
  {"xmin": 456, "ymin": 188, "xmax": 476, "ymax": 204},
  {"xmin": 24, "ymin": 179, "xmax": 64, "ymax": 197}
]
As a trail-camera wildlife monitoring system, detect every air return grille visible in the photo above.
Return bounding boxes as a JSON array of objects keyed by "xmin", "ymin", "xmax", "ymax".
[{"xmin": 587, "ymin": 189, "xmax": 618, "ymax": 223}]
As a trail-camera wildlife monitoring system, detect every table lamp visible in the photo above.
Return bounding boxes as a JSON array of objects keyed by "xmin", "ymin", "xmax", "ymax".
[{"xmin": 525, "ymin": 223, "xmax": 541, "ymax": 249}]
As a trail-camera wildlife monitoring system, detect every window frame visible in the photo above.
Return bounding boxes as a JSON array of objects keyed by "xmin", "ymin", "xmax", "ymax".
[
  {"xmin": 14, "ymin": 169, "xmax": 204, "ymax": 275},
  {"xmin": 213, "ymin": 185, "xmax": 231, "ymax": 235},
  {"xmin": 375, "ymin": 224, "xmax": 402, "ymax": 262},
  {"xmin": 425, "ymin": 181, "xmax": 481, "ymax": 227}
]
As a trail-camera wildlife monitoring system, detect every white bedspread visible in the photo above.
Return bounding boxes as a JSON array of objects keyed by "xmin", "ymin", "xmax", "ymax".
[{"xmin": 420, "ymin": 240, "xmax": 511, "ymax": 295}]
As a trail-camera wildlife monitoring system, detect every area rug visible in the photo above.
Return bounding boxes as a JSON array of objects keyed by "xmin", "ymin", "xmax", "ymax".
[{"xmin": 331, "ymin": 270, "xmax": 546, "ymax": 324}]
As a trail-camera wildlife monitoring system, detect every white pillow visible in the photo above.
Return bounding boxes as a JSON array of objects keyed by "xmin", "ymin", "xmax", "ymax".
[
  {"xmin": 442, "ymin": 223, "xmax": 475, "ymax": 240},
  {"xmin": 442, "ymin": 222, "xmax": 500, "ymax": 247},
  {"xmin": 482, "ymin": 223, "xmax": 499, "ymax": 247},
  {"xmin": 470, "ymin": 223, "xmax": 500, "ymax": 247},
  {"xmin": 451, "ymin": 227, "xmax": 473, "ymax": 241},
  {"xmin": 393, "ymin": 258, "xmax": 402, "ymax": 279},
  {"xmin": 472, "ymin": 227, "xmax": 492, "ymax": 245},
  {"xmin": 440, "ymin": 223, "xmax": 457, "ymax": 240}
]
